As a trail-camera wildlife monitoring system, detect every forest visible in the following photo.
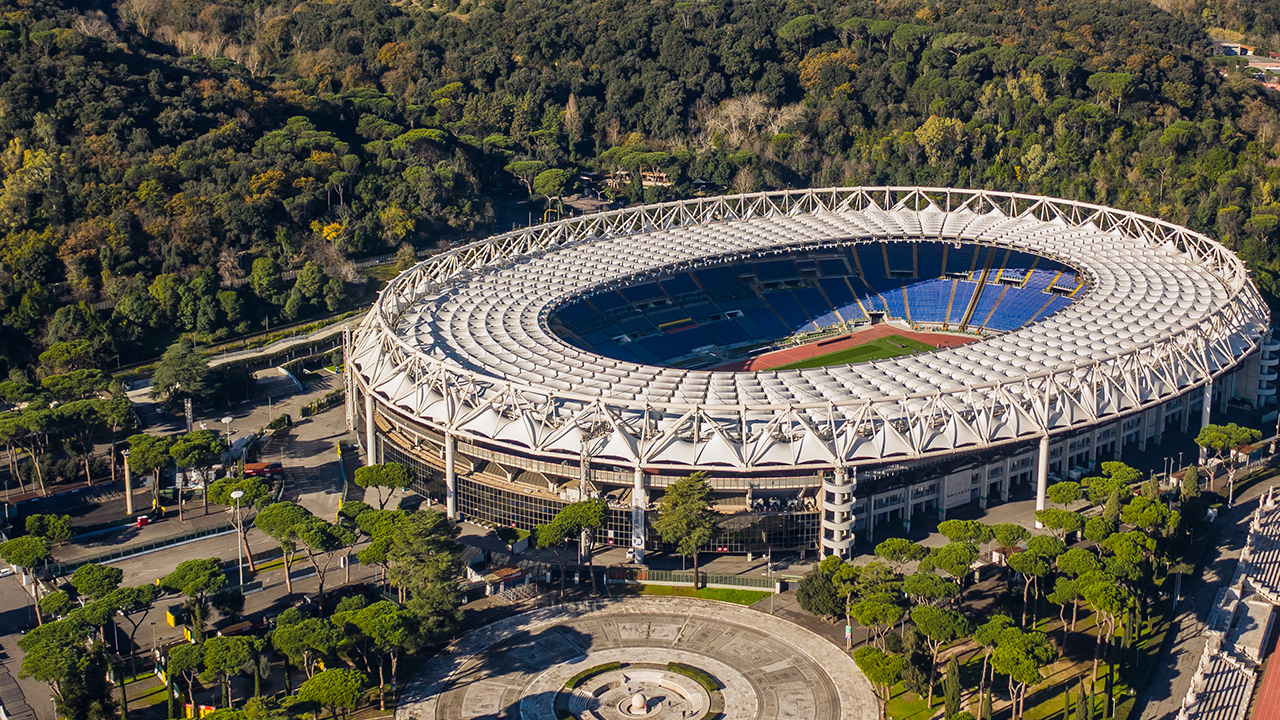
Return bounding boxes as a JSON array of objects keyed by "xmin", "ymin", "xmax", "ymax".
[{"xmin": 2, "ymin": 0, "xmax": 1280, "ymax": 372}]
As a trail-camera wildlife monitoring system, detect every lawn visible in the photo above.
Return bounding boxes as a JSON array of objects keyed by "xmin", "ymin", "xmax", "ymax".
[
  {"xmin": 613, "ymin": 584, "xmax": 771, "ymax": 605},
  {"xmin": 771, "ymin": 334, "xmax": 935, "ymax": 370}
]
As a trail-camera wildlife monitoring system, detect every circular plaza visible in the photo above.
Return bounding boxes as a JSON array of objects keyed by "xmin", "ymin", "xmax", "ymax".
[{"xmin": 394, "ymin": 596, "xmax": 877, "ymax": 720}]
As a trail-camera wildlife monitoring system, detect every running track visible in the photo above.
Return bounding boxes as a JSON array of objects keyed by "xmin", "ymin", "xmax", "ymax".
[{"xmin": 713, "ymin": 324, "xmax": 977, "ymax": 372}]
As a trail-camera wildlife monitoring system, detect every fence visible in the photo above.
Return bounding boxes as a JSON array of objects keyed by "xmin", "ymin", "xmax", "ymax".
[
  {"xmin": 50, "ymin": 522, "xmax": 236, "ymax": 575},
  {"xmin": 604, "ymin": 568, "xmax": 776, "ymax": 591}
]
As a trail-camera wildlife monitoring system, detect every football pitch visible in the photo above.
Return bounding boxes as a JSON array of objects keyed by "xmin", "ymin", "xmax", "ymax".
[{"xmin": 771, "ymin": 334, "xmax": 936, "ymax": 370}]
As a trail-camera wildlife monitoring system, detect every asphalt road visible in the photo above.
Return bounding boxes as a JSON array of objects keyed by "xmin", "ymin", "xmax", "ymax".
[{"xmin": 1132, "ymin": 486, "xmax": 1262, "ymax": 719}]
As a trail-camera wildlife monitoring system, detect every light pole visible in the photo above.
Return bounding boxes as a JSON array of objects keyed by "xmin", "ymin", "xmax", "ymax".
[
  {"xmin": 220, "ymin": 417, "xmax": 233, "ymax": 442},
  {"xmin": 230, "ymin": 490, "xmax": 244, "ymax": 588}
]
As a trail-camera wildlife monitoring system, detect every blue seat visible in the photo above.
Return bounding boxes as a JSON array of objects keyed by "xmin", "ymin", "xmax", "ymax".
[
  {"xmin": 746, "ymin": 308, "xmax": 788, "ymax": 338},
  {"xmin": 619, "ymin": 283, "xmax": 665, "ymax": 303},
  {"xmin": 754, "ymin": 260, "xmax": 801, "ymax": 283},
  {"xmin": 884, "ymin": 243, "xmax": 914, "ymax": 274},
  {"xmin": 660, "ymin": 273, "xmax": 700, "ymax": 296},
  {"xmin": 589, "ymin": 291, "xmax": 628, "ymax": 311},
  {"xmin": 819, "ymin": 277, "xmax": 855, "ymax": 307},
  {"xmin": 818, "ymin": 259, "xmax": 849, "ymax": 276},
  {"xmin": 948, "ymin": 282, "xmax": 977, "ymax": 324},
  {"xmin": 905, "ymin": 278, "xmax": 951, "ymax": 323},
  {"xmin": 916, "ymin": 245, "xmax": 944, "ymax": 279},
  {"xmin": 792, "ymin": 288, "xmax": 832, "ymax": 319},
  {"xmin": 764, "ymin": 292, "xmax": 811, "ymax": 328}
]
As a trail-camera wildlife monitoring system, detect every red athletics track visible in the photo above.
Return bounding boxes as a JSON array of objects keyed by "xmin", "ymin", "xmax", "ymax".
[
  {"xmin": 712, "ymin": 323, "xmax": 977, "ymax": 372},
  {"xmin": 1251, "ymin": 625, "xmax": 1280, "ymax": 720}
]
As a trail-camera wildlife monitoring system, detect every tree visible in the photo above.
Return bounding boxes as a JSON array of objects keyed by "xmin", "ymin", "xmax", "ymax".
[
  {"xmin": 937, "ymin": 519, "xmax": 992, "ymax": 545},
  {"xmin": 875, "ymin": 538, "xmax": 929, "ymax": 571},
  {"xmin": 38, "ymin": 590, "xmax": 72, "ymax": 618},
  {"xmin": 70, "ymin": 563, "xmax": 122, "ymax": 601},
  {"xmin": 911, "ymin": 606, "xmax": 969, "ymax": 706},
  {"xmin": 903, "ymin": 572, "xmax": 960, "ymax": 606},
  {"xmin": 653, "ymin": 472, "xmax": 720, "ymax": 588},
  {"xmin": 854, "ymin": 600, "xmax": 904, "ymax": 650},
  {"xmin": 249, "ymin": 257, "xmax": 286, "ymax": 305},
  {"xmin": 353, "ymin": 509, "xmax": 406, "ymax": 582},
  {"xmin": 1084, "ymin": 462, "xmax": 1140, "ymax": 505},
  {"xmin": 255, "ymin": 502, "xmax": 314, "ymax": 595},
  {"xmin": 943, "ymin": 654, "xmax": 961, "ymax": 719},
  {"xmin": 169, "ymin": 643, "xmax": 205, "ymax": 712},
  {"xmin": 504, "ymin": 160, "xmax": 546, "ymax": 197},
  {"xmin": 927, "ymin": 542, "xmax": 979, "ymax": 584},
  {"xmin": 273, "ymin": 616, "xmax": 342, "ymax": 681},
  {"xmin": 534, "ymin": 518, "xmax": 574, "ymax": 599},
  {"xmin": 1047, "ymin": 577, "xmax": 1081, "ymax": 645},
  {"xmin": 385, "ymin": 510, "xmax": 462, "ymax": 644},
  {"xmin": 208, "ymin": 475, "xmax": 272, "ymax": 572},
  {"xmin": 26, "ymin": 514, "xmax": 72, "ymax": 546},
  {"xmin": 202, "ymin": 636, "xmax": 252, "ymax": 707},
  {"xmin": 1034, "ymin": 509, "xmax": 1082, "ymax": 541},
  {"xmin": 1181, "ymin": 465, "xmax": 1201, "ymax": 501},
  {"xmin": 105, "ymin": 584, "xmax": 159, "ymax": 680},
  {"xmin": 126, "ymin": 433, "xmax": 173, "ymax": 506},
  {"xmin": 973, "ymin": 615, "xmax": 1014, "ymax": 698},
  {"xmin": 1083, "ymin": 516, "xmax": 1116, "ymax": 550},
  {"xmin": 1196, "ymin": 423, "xmax": 1262, "ymax": 501},
  {"xmin": 0, "ymin": 535, "xmax": 49, "ymax": 569},
  {"xmin": 354, "ymin": 601, "xmax": 419, "ymax": 710},
  {"xmin": 149, "ymin": 338, "xmax": 210, "ymax": 407},
  {"xmin": 171, "ymin": 430, "xmax": 229, "ymax": 517},
  {"xmin": 161, "ymin": 558, "xmax": 227, "ymax": 641},
  {"xmin": 532, "ymin": 168, "xmax": 571, "ymax": 205},
  {"xmin": 854, "ymin": 646, "xmax": 904, "ymax": 720},
  {"xmin": 991, "ymin": 523, "xmax": 1030, "ymax": 549},
  {"xmin": 796, "ymin": 563, "xmax": 841, "ymax": 619},
  {"xmin": 298, "ymin": 668, "xmax": 366, "ymax": 719},
  {"xmin": 1102, "ymin": 489, "xmax": 1122, "ymax": 525},
  {"xmin": 293, "ymin": 518, "xmax": 357, "ymax": 609},
  {"xmin": 1046, "ymin": 481, "xmax": 1082, "ymax": 507},
  {"xmin": 352, "ymin": 463, "xmax": 409, "ymax": 510},
  {"xmin": 778, "ymin": 14, "xmax": 826, "ymax": 54},
  {"xmin": 991, "ymin": 625, "xmax": 1057, "ymax": 720},
  {"xmin": 539, "ymin": 499, "xmax": 607, "ymax": 596}
]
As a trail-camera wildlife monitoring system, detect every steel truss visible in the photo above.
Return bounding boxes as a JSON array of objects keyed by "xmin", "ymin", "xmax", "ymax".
[{"xmin": 349, "ymin": 187, "xmax": 1270, "ymax": 472}]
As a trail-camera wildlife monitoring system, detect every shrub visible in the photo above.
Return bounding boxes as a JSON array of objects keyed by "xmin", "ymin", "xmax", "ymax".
[
  {"xmin": 564, "ymin": 661, "xmax": 623, "ymax": 689},
  {"xmin": 666, "ymin": 662, "xmax": 719, "ymax": 693}
]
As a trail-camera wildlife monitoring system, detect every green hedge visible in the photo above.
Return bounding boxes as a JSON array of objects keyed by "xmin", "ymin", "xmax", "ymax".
[
  {"xmin": 666, "ymin": 662, "xmax": 719, "ymax": 693},
  {"xmin": 564, "ymin": 661, "xmax": 623, "ymax": 689}
]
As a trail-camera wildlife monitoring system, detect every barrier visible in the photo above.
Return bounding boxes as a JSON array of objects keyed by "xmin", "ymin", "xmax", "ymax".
[{"xmin": 604, "ymin": 568, "xmax": 775, "ymax": 590}]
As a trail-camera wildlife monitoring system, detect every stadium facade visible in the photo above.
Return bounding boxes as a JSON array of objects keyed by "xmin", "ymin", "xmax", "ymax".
[{"xmin": 345, "ymin": 187, "xmax": 1274, "ymax": 559}]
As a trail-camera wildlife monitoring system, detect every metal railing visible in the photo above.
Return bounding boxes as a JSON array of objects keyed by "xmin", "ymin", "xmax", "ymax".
[
  {"xmin": 50, "ymin": 522, "xmax": 236, "ymax": 575},
  {"xmin": 605, "ymin": 568, "xmax": 775, "ymax": 590}
]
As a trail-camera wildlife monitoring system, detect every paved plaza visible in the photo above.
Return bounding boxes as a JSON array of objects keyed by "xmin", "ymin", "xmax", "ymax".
[{"xmin": 396, "ymin": 596, "xmax": 876, "ymax": 720}]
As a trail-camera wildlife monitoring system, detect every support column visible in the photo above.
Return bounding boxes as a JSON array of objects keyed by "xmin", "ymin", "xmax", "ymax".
[
  {"xmin": 903, "ymin": 487, "xmax": 913, "ymax": 533},
  {"xmin": 1201, "ymin": 380, "xmax": 1214, "ymax": 463},
  {"xmin": 1035, "ymin": 434, "xmax": 1049, "ymax": 529},
  {"xmin": 123, "ymin": 454, "xmax": 134, "ymax": 516},
  {"xmin": 445, "ymin": 433, "xmax": 457, "ymax": 519},
  {"xmin": 1154, "ymin": 403, "xmax": 1165, "ymax": 446},
  {"xmin": 364, "ymin": 390, "xmax": 377, "ymax": 467},
  {"xmin": 632, "ymin": 466, "xmax": 646, "ymax": 563}
]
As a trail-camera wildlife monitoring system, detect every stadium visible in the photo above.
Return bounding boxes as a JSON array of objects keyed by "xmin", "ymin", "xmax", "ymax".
[{"xmin": 345, "ymin": 187, "xmax": 1274, "ymax": 559}]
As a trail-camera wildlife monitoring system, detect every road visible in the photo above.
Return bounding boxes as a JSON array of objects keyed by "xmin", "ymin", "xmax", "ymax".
[{"xmin": 1132, "ymin": 485, "xmax": 1264, "ymax": 720}]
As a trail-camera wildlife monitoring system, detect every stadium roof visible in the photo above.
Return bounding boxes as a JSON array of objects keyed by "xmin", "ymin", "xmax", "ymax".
[{"xmin": 350, "ymin": 188, "xmax": 1269, "ymax": 470}]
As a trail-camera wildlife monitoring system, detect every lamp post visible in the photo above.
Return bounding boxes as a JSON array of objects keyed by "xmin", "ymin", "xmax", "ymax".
[
  {"xmin": 230, "ymin": 490, "xmax": 244, "ymax": 588},
  {"xmin": 220, "ymin": 417, "xmax": 233, "ymax": 442}
]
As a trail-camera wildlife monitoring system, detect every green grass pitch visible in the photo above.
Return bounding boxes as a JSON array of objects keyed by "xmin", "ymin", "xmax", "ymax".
[{"xmin": 771, "ymin": 334, "xmax": 936, "ymax": 370}]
